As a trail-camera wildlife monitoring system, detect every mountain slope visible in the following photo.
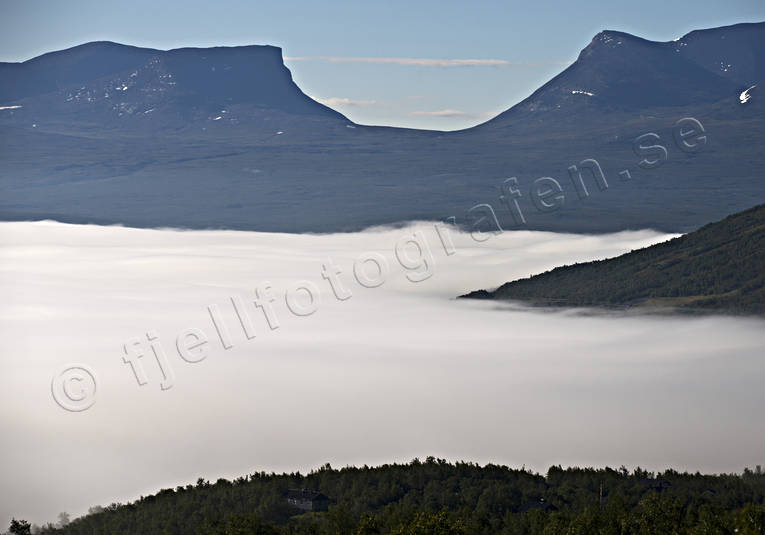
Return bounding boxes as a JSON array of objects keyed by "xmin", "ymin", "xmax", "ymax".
[
  {"xmin": 673, "ymin": 22, "xmax": 765, "ymax": 86},
  {"xmin": 478, "ymin": 29, "xmax": 740, "ymax": 126},
  {"xmin": 1, "ymin": 23, "xmax": 764, "ymax": 233},
  {"xmin": 0, "ymin": 41, "xmax": 159, "ymax": 103},
  {"xmin": 476, "ymin": 22, "xmax": 765, "ymax": 130},
  {"xmin": 461, "ymin": 203, "xmax": 765, "ymax": 314}
]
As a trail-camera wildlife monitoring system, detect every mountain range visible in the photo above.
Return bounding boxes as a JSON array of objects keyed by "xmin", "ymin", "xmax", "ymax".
[{"xmin": 1, "ymin": 22, "xmax": 763, "ymax": 233}]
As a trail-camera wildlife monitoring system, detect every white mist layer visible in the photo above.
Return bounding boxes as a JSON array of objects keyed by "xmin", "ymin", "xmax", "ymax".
[{"xmin": 0, "ymin": 221, "xmax": 763, "ymax": 526}]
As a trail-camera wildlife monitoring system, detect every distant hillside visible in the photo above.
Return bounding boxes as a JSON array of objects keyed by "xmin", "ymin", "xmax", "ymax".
[
  {"xmin": 24, "ymin": 459, "xmax": 765, "ymax": 535},
  {"xmin": 461, "ymin": 203, "xmax": 765, "ymax": 314}
]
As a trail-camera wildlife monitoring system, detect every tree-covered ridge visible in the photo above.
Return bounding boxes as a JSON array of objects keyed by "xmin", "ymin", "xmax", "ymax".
[
  {"xmin": 19, "ymin": 459, "xmax": 765, "ymax": 535},
  {"xmin": 461, "ymin": 203, "xmax": 765, "ymax": 314}
]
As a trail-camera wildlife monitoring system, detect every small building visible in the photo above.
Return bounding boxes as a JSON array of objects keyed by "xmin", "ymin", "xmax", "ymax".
[
  {"xmin": 518, "ymin": 498, "xmax": 558, "ymax": 513},
  {"xmin": 285, "ymin": 489, "xmax": 330, "ymax": 512}
]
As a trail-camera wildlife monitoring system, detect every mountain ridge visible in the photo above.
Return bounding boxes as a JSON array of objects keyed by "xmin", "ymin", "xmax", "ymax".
[
  {"xmin": 477, "ymin": 23, "xmax": 762, "ymax": 129},
  {"xmin": 4, "ymin": 21, "xmax": 763, "ymax": 130}
]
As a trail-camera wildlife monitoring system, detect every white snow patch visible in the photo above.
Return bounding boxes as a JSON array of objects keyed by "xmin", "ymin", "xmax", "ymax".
[
  {"xmin": 346, "ymin": 125, "xmax": 356, "ymax": 129},
  {"xmin": 276, "ymin": 131, "xmax": 284, "ymax": 135},
  {"xmin": 740, "ymin": 85, "xmax": 756, "ymax": 104},
  {"xmin": 0, "ymin": 105, "xmax": 22, "ymax": 111},
  {"xmin": 571, "ymin": 90, "xmax": 595, "ymax": 96},
  {"xmin": 212, "ymin": 116, "xmax": 223, "ymax": 121}
]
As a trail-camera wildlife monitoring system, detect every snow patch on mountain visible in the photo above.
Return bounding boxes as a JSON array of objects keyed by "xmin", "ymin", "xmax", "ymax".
[{"xmin": 740, "ymin": 85, "xmax": 756, "ymax": 104}]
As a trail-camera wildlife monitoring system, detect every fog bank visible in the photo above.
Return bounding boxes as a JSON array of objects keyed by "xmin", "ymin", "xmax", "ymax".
[{"xmin": 1, "ymin": 221, "xmax": 763, "ymax": 526}]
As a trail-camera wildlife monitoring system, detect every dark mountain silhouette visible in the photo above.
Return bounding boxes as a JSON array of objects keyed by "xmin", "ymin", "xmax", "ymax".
[
  {"xmin": 1, "ymin": 23, "xmax": 764, "ymax": 233},
  {"xmin": 461, "ymin": 203, "xmax": 765, "ymax": 315}
]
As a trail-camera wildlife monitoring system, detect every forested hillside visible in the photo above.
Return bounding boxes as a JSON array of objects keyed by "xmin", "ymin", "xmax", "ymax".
[
  {"xmin": 12, "ymin": 459, "xmax": 765, "ymax": 535},
  {"xmin": 462, "ymin": 203, "xmax": 765, "ymax": 314}
]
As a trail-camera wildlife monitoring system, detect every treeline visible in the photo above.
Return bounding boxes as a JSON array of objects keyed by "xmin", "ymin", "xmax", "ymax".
[
  {"xmin": 461, "ymin": 202, "xmax": 765, "ymax": 315},
  {"xmin": 14, "ymin": 459, "xmax": 765, "ymax": 534}
]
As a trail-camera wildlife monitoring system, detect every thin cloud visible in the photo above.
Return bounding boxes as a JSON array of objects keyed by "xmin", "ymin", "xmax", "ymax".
[
  {"xmin": 285, "ymin": 56, "xmax": 572, "ymax": 67},
  {"xmin": 411, "ymin": 109, "xmax": 470, "ymax": 117}
]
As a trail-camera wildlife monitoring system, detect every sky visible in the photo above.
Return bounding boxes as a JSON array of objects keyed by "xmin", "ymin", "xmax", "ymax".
[
  {"xmin": 3, "ymin": 220, "xmax": 764, "ymax": 526},
  {"xmin": 1, "ymin": 0, "xmax": 764, "ymax": 129}
]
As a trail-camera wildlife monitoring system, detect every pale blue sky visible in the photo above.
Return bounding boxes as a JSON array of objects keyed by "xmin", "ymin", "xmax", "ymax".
[{"xmin": 2, "ymin": 0, "xmax": 764, "ymax": 129}]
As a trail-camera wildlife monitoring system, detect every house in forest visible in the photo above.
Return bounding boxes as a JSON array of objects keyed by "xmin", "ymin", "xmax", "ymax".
[
  {"xmin": 285, "ymin": 489, "xmax": 330, "ymax": 512},
  {"xmin": 518, "ymin": 498, "xmax": 558, "ymax": 513}
]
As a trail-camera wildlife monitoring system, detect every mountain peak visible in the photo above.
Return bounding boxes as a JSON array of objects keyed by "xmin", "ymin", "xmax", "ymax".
[
  {"xmin": 590, "ymin": 29, "xmax": 646, "ymax": 46},
  {"xmin": 577, "ymin": 29, "xmax": 658, "ymax": 61},
  {"xmin": 481, "ymin": 24, "xmax": 753, "ymax": 126}
]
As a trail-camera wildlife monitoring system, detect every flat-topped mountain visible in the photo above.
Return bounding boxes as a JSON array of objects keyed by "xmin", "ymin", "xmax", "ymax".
[
  {"xmin": 461, "ymin": 203, "xmax": 765, "ymax": 315},
  {"xmin": 1, "ymin": 23, "xmax": 764, "ymax": 233},
  {"xmin": 0, "ymin": 41, "xmax": 346, "ymax": 135}
]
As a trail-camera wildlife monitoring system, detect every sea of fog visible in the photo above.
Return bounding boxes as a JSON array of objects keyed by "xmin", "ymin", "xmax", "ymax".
[{"xmin": 1, "ymin": 221, "xmax": 764, "ymax": 526}]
